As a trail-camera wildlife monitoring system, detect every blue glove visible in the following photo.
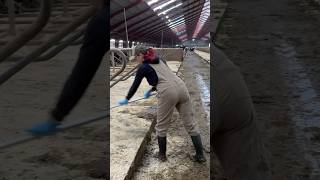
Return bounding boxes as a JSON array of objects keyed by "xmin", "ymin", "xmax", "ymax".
[
  {"xmin": 144, "ymin": 90, "xmax": 152, "ymax": 99},
  {"xmin": 118, "ymin": 98, "xmax": 128, "ymax": 105},
  {"xmin": 26, "ymin": 121, "xmax": 61, "ymax": 135}
]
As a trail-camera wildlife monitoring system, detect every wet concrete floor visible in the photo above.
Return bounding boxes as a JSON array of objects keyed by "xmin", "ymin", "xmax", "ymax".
[{"xmin": 216, "ymin": 0, "xmax": 320, "ymax": 179}]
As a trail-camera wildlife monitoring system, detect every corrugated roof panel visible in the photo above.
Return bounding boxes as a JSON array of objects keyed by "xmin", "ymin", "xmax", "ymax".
[
  {"xmin": 192, "ymin": 0, "xmax": 210, "ymax": 38},
  {"xmin": 110, "ymin": 0, "xmax": 210, "ymax": 45}
]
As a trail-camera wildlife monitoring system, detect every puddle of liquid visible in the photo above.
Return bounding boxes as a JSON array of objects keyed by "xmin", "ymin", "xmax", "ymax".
[{"xmin": 195, "ymin": 71, "xmax": 210, "ymax": 126}]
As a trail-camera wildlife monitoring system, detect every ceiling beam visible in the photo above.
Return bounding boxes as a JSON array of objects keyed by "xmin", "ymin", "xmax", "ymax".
[
  {"xmin": 131, "ymin": 8, "xmax": 206, "ymax": 39},
  {"xmin": 111, "ymin": 0, "xmax": 203, "ymax": 33},
  {"xmin": 128, "ymin": 5, "xmax": 205, "ymax": 39},
  {"xmin": 111, "ymin": 0, "xmax": 143, "ymax": 18}
]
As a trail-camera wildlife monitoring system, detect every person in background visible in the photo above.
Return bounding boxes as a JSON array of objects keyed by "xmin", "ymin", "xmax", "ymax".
[{"xmin": 118, "ymin": 45, "xmax": 206, "ymax": 163}]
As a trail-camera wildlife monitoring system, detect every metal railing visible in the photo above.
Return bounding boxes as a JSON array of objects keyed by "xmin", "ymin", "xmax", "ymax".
[
  {"xmin": 34, "ymin": 28, "xmax": 85, "ymax": 62},
  {"xmin": 0, "ymin": 2, "xmax": 107, "ymax": 150},
  {"xmin": 0, "ymin": 6, "xmax": 95, "ymax": 86},
  {"xmin": 108, "ymin": 48, "xmax": 127, "ymax": 82},
  {"xmin": 0, "ymin": 0, "xmax": 51, "ymax": 62},
  {"xmin": 111, "ymin": 64, "xmax": 138, "ymax": 88}
]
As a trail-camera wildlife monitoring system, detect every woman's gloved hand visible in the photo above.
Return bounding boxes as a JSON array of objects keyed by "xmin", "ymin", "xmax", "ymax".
[
  {"xmin": 118, "ymin": 98, "xmax": 129, "ymax": 105},
  {"xmin": 26, "ymin": 120, "xmax": 61, "ymax": 135},
  {"xmin": 144, "ymin": 90, "xmax": 152, "ymax": 99}
]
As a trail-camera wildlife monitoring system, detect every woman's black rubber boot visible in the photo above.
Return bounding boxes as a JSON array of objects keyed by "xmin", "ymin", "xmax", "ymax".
[
  {"xmin": 191, "ymin": 135, "xmax": 206, "ymax": 163},
  {"xmin": 157, "ymin": 136, "xmax": 167, "ymax": 162}
]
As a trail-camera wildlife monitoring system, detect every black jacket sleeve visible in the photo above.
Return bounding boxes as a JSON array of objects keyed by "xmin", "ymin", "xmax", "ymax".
[
  {"xmin": 126, "ymin": 65, "xmax": 145, "ymax": 100},
  {"xmin": 126, "ymin": 63, "xmax": 159, "ymax": 100}
]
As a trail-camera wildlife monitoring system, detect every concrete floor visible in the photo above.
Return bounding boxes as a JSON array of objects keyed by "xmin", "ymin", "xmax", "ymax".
[
  {"xmin": 0, "ymin": 45, "xmax": 108, "ymax": 179},
  {"xmin": 215, "ymin": 0, "xmax": 320, "ymax": 179}
]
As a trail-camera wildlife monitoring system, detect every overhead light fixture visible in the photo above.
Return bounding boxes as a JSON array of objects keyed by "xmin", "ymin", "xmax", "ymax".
[
  {"xmin": 147, "ymin": 0, "xmax": 159, "ymax": 6},
  {"xmin": 153, "ymin": 0, "xmax": 176, "ymax": 11},
  {"xmin": 171, "ymin": 15, "xmax": 183, "ymax": 22},
  {"xmin": 158, "ymin": 3, "xmax": 182, "ymax": 16},
  {"xmin": 147, "ymin": 0, "xmax": 186, "ymax": 43}
]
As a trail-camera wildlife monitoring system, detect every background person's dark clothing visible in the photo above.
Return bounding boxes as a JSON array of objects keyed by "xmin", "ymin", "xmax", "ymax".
[
  {"xmin": 211, "ymin": 45, "xmax": 271, "ymax": 180},
  {"xmin": 51, "ymin": 6, "xmax": 108, "ymax": 121}
]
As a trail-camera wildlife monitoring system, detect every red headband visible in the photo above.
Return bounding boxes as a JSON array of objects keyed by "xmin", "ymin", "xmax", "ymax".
[{"xmin": 143, "ymin": 48, "xmax": 156, "ymax": 61}]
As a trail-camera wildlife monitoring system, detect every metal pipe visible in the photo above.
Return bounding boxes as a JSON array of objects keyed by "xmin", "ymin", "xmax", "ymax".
[
  {"xmin": 108, "ymin": 48, "xmax": 127, "ymax": 81},
  {"xmin": 111, "ymin": 51, "xmax": 115, "ymax": 72},
  {"xmin": 161, "ymin": 30, "xmax": 163, "ymax": 48},
  {"xmin": 12, "ymin": 1, "xmax": 25, "ymax": 13},
  {"xmin": 111, "ymin": 64, "xmax": 138, "ymax": 88},
  {"xmin": 0, "ymin": 0, "xmax": 51, "ymax": 63},
  {"xmin": 0, "ymin": 6, "xmax": 96, "ymax": 86},
  {"xmin": 121, "ymin": 66, "xmax": 138, "ymax": 81},
  {"xmin": 124, "ymin": 8, "xmax": 129, "ymax": 48},
  {"xmin": 34, "ymin": 29, "xmax": 85, "ymax": 62},
  {"xmin": 69, "ymin": 37, "xmax": 84, "ymax": 45}
]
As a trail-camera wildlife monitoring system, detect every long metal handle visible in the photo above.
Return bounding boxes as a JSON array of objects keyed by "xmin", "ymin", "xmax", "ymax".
[
  {"xmin": 0, "ymin": 0, "xmax": 51, "ymax": 63},
  {"xmin": 0, "ymin": 112, "xmax": 109, "ymax": 150}
]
